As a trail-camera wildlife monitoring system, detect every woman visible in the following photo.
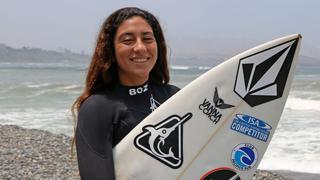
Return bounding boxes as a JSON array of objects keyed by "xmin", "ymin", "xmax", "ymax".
[{"xmin": 72, "ymin": 7, "xmax": 179, "ymax": 179}]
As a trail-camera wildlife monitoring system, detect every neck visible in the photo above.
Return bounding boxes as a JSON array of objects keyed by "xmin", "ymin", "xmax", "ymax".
[{"xmin": 119, "ymin": 76, "xmax": 149, "ymax": 86}]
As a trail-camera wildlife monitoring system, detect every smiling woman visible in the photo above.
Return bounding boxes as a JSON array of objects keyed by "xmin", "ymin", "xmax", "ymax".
[
  {"xmin": 71, "ymin": 7, "xmax": 179, "ymax": 180},
  {"xmin": 114, "ymin": 16, "xmax": 158, "ymax": 86}
]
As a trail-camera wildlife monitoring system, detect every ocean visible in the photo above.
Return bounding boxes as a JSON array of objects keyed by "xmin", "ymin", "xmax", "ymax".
[{"xmin": 0, "ymin": 61, "xmax": 319, "ymax": 174}]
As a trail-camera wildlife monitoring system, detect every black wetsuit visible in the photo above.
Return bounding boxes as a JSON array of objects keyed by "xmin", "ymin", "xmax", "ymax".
[{"xmin": 76, "ymin": 81, "xmax": 179, "ymax": 180}]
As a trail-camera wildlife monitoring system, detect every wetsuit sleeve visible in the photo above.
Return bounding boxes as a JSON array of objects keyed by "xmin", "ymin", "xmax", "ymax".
[{"xmin": 76, "ymin": 95, "xmax": 115, "ymax": 180}]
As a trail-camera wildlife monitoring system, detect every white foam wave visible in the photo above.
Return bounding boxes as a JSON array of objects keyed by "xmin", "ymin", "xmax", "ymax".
[
  {"xmin": 259, "ymin": 106, "xmax": 320, "ymax": 174},
  {"xmin": 259, "ymin": 157, "xmax": 320, "ymax": 174},
  {"xmin": 285, "ymin": 97, "xmax": 320, "ymax": 111},
  {"xmin": 0, "ymin": 108, "xmax": 74, "ymax": 136},
  {"xmin": 198, "ymin": 66, "xmax": 211, "ymax": 70},
  {"xmin": 7, "ymin": 83, "xmax": 81, "ymax": 92},
  {"xmin": 58, "ymin": 85, "xmax": 81, "ymax": 90},
  {"xmin": 170, "ymin": 65, "xmax": 189, "ymax": 70},
  {"xmin": 26, "ymin": 83, "xmax": 51, "ymax": 88},
  {"xmin": 170, "ymin": 65, "xmax": 212, "ymax": 71}
]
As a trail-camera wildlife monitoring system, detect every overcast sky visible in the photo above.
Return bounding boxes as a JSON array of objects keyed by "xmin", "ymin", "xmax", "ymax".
[{"xmin": 1, "ymin": 0, "xmax": 319, "ymax": 57}]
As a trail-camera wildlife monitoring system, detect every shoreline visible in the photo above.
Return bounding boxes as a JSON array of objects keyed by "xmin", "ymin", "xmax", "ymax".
[{"xmin": 1, "ymin": 124, "xmax": 319, "ymax": 180}]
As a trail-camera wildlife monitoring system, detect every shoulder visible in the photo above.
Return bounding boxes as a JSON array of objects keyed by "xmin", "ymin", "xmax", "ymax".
[
  {"xmin": 79, "ymin": 89, "xmax": 127, "ymax": 109},
  {"xmin": 155, "ymin": 83, "xmax": 180, "ymax": 93},
  {"xmin": 78, "ymin": 93, "xmax": 123, "ymax": 126},
  {"xmin": 165, "ymin": 84, "xmax": 180, "ymax": 94},
  {"xmin": 80, "ymin": 94, "xmax": 108, "ymax": 108},
  {"xmin": 79, "ymin": 94, "xmax": 109, "ymax": 115},
  {"xmin": 151, "ymin": 83, "xmax": 180, "ymax": 99}
]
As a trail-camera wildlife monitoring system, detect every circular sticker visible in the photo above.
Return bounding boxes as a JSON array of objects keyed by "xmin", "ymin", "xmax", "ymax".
[{"xmin": 231, "ymin": 143, "xmax": 258, "ymax": 171}]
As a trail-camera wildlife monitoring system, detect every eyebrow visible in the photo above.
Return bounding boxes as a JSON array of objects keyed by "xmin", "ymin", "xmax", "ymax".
[
  {"xmin": 142, "ymin": 31, "xmax": 154, "ymax": 36},
  {"xmin": 118, "ymin": 31, "xmax": 154, "ymax": 39}
]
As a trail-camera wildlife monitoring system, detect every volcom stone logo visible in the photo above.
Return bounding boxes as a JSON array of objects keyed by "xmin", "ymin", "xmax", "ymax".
[
  {"xmin": 134, "ymin": 113, "xmax": 192, "ymax": 168},
  {"xmin": 199, "ymin": 87, "xmax": 234, "ymax": 124},
  {"xmin": 234, "ymin": 38, "xmax": 298, "ymax": 107}
]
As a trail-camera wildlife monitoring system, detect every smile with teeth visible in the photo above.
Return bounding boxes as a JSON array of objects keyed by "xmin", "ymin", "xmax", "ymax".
[{"xmin": 130, "ymin": 57, "xmax": 150, "ymax": 63}]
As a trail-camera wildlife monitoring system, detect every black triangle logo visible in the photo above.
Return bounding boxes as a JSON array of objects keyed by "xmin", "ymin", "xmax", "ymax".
[
  {"xmin": 134, "ymin": 113, "xmax": 192, "ymax": 169},
  {"xmin": 234, "ymin": 38, "xmax": 299, "ymax": 107}
]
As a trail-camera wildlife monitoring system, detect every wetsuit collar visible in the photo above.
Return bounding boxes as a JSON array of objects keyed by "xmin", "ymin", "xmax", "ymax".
[{"xmin": 116, "ymin": 81, "xmax": 149, "ymax": 96}]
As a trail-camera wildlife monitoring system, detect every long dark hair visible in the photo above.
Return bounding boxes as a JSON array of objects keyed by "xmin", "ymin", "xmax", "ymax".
[
  {"xmin": 73, "ymin": 7, "xmax": 169, "ymax": 112},
  {"xmin": 71, "ymin": 7, "xmax": 170, "ymax": 155}
]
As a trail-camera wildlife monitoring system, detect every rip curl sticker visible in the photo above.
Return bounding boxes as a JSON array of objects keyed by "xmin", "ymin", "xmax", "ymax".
[{"xmin": 231, "ymin": 143, "xmax": 258, "ymax": 171}]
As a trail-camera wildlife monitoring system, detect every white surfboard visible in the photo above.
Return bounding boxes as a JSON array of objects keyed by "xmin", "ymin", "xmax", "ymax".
[{"xmin": 113, "ymin": 34, "xmax": 302, "ymax": 180}]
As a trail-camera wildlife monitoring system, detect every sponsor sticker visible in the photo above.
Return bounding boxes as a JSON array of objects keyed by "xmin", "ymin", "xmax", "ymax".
[
  {"xmin": 134, "ymin": 113, "xmax": 192, "ymax": 169},
  {"xmin": 234, "ymin": 38, "xmax": 299, "ymax": 107},
  {"xmin": 199, "ymin": 87, "xmax": 234, "ymax": 124},
  {"xmin": 230, "ymin": 114, "xmax": 272, "ymax": 142},
  {"xmin": 231, "ymin": 143, "xmax": 258, "ymax": 171},
  {"xmin": 200, "ymin": 167, "xmax": 241, "ymax": 180}
]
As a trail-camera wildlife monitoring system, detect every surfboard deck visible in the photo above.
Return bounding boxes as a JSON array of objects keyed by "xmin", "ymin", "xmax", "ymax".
[{"xmin": 113, "ymin": 34, "xmax": 302, "ymax": 180}]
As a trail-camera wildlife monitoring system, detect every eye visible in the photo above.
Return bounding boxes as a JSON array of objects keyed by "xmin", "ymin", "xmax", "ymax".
[
  {"xmin": 118, "ymin": 33, "xmax": 135, "ymax": 45},
  {"xmin": 122, "ymin": 38, "xmax": 134, "ymax": 45},
  {"xmin": 143, "ymin": 36, "xmax": 155, "ymax": 43}
]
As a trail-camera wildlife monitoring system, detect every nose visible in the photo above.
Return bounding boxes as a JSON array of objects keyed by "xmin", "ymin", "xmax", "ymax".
[{"xmin": 133, "ymin": 38, "xmax": 147, "ymax": 53}]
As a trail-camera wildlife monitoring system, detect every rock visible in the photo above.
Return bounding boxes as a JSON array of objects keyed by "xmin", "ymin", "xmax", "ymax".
[
  {"xmin": 0, "ymin": 124, "xmax": 311, "ymax": 179},
  {"xmin": 0, "ymin": 124, "xmax": 79, "ymax": 179}
]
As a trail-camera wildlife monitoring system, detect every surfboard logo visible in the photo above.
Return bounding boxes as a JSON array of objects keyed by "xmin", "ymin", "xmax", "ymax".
[
  {"xmin": 234, "ymin": 38, "xmax": 299, "ymax": 107},
  {"xmin": 200, "ymin": 167, "xmax": 241, "ymax": 180},
  {"xmin": 199, "ymin": 87, "xmax": 234, "ymax": 124},
  {"xmin": 231, "ymin": 143, "xmax": 258, "ymax": 171},
  {"xmin": 214, "ymin": 87, "xmax": 235, "ymax": 109},
  {"xmin": 230, "ymin": 114, "xmax": 272, "ymax": 142},
  {"xmin": 134, "ymin": 113, "xmax": 192, "ymax": 169}
]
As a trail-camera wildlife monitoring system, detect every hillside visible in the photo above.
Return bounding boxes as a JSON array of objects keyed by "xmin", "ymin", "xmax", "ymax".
[
  {"xmin": 0, "ymin": 44, "xmax": 90, "ymax": 64},
  {"xmin": 0, "ymin": 44, "xmax": 319, "ymax": 68}
]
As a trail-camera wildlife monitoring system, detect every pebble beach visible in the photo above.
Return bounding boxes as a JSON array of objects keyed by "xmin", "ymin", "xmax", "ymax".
[{"xmin": 1, "ymin": 124, "xmax": 319, "ymax": 180}]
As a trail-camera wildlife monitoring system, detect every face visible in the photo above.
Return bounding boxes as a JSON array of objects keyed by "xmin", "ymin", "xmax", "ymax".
[{"xmin": 114, "ymin": 16, "xmax": 158, "ymax": 86}]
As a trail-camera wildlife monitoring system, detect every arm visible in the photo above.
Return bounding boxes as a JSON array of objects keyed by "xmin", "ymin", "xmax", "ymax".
[{"xmin": 76, "ymin": 95, "xmax": 115, "ymax": 180}]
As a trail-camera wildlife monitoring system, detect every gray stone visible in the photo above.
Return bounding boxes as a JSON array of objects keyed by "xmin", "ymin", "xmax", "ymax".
[{"xmin": 1, "ymin": 124, "xmax": 318, "ymax": 179}]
